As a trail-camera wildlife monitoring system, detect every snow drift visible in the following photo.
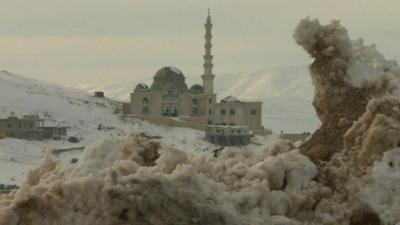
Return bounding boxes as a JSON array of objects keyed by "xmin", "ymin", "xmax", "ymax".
[
  {"xmin": 294, "ymin": 18, "xmax": 400, "ymax": 162},
  {"xmin": 0, "ymin": 134, "xmax": 321, "ymax": 225},
  {"xmin": 294, "ymin": 18, "xmax": 400, "ymax": 224}
]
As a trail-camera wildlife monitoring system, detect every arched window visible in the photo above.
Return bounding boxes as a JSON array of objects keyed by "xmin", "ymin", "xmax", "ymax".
[
  {"xmin": 192, "ymin": 107, "xmax": 198, "ymax": 115},
  {"xmin": 142, "ymin": 98, "xmax": 149, "ymax": 105},
  {"xmin": 192, "ymin": 98, "xmax": 198, "ymax": 105},
  {"xmin": 142, "ymin": 106, "xmax": 149, "ymax": 114}
]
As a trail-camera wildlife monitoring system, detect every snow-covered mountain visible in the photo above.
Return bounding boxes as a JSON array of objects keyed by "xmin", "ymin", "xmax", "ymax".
[{"xmin": 79, "ymin": 65, "xmax": 320, "ymax": 133}]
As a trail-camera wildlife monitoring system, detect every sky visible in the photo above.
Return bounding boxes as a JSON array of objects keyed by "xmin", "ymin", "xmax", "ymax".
[{"xmin": 0, "ymin": 0, "xmax": 399, "ymax": 86}]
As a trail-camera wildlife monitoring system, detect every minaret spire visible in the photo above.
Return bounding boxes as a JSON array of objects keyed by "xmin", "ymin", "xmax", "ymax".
[{"xmin": 202, "ymin": 9, "xmax": 215, "ymax": 94}]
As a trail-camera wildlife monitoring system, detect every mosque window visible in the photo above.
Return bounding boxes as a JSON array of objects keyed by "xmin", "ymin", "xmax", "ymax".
[
  {"xmin": 209, "ymin": 98, "xmax": 212, "ymax": 104},
  {"xmin": 192, "ymin": 107, "xmax": 198, "ymax": 115},
  {"xmin": 251, "ymin": 109, "xmax": 257, "ymax": 115},
  {"xmin": 192, "ymin": 98, "xmax": 198, "ymax": 105},
  {"xmin": 142, "ymin": 98, "xmax": 149, "ymax": 105},
  {"xmin": 142, "ymin": 107, "xmax": 149, "ymax": 114},
  {"xmin": 229, "ymin": 109, "xmax": 236, "ymax": 115}
]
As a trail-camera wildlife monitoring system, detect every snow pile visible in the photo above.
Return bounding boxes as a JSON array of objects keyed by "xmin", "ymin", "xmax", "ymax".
[
  {"xmin": 360, "ymin": 148, "xmax": 400, "ymax": 224},
  {"xmin": 344, "ymin": 96, "xmax": 400, "ymax": 164},
  {"xmin": 294, "ymin": 18, "xmax": 400, "ymax": 224},
  {"xmin": 294, "ymin": 18, "xmax": 400, "ymax": 161},
  {"xmin": 0, "ymin": 134, "xmax": 322, "ymax": 225}
]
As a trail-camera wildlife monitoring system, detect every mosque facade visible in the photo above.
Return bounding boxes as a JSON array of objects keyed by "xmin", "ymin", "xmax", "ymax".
[{"xmin": 122, "ymin": 11, "xmax": 266, "ymax": 135}]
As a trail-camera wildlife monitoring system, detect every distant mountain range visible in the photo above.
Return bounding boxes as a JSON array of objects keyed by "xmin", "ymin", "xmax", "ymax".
[{"xmin": 78, "ymin": 65, "xmax": 320, "ymax": 133}]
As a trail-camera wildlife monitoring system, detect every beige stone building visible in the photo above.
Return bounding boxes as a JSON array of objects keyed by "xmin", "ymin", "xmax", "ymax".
[
  {"xmin": 122, "ymin": 10, "xmax": 268, "ymax": 137},
  {"xmin": 0, "ymin": 115, "xmax": 68, "ymax": 140},
  {"xmin": 125, "ymin": 66, "xmax": 216, "ymax": 119}
]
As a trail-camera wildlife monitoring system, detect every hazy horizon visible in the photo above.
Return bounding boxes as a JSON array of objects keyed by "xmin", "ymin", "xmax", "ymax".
[{"xmin": 1, "ymin": 0, "xmax": 399, "ymax": 86}]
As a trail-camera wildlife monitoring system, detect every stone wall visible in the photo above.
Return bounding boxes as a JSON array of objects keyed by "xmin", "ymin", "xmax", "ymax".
[{"xmin": 127, "ymin": 115, "xmax": 207, "ymax": 131}]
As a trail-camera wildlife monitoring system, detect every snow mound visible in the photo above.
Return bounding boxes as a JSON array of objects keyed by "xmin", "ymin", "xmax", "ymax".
[
  {"xmin": 361, "ymin": 148, "xmax": 400, "ymax": 224},
  {"xmin": 294, "ymin": 17, "xmax": 400, "ymax": 161},
  {"xmin": 0, "ymin": 133, "xmax": 322, "ymax": 225},
  {"xmin": 294, "ymin": 17, "xmax": 400, "ymax": 224}
]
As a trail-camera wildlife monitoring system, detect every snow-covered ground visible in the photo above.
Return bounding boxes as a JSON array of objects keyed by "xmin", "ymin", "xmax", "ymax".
[
  {"xmin": 0, "ymin": 70, "xmax": 280, "ymax": 185},
  {"xmin": 78, "ymin": 65, "xmax": 320, "ymax": 133}
]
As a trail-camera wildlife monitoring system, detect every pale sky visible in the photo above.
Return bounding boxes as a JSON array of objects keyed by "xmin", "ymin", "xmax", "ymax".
[{"xmin": 0, "ymin": 0, "xmax": 399, "ymax": 86}]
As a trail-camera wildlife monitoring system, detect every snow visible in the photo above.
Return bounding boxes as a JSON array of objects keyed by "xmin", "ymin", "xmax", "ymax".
[
  {"xmin": 0, "ymin": 138, "xmax": 44, "ymax": 184},
  {"xmin": 348, "ymin": 39, "xmax": 400, "ymax": 87},
  {"xmin": 134, "ymin": 83, "xmax": 149, "ymax": 91},
  {"xmin": 360, "ymin": 148, "xmax": 400, "ymax": 224},
  {"xmin": 0, "ymin": 133, "xmax": 319, "ymax": 225},
  {"xmin": 221, "ymin": 95, "xmax": 240, "ymax": 103},
  {"xmin": 0, "ymin": 71, "xmax": 240, "ymax": 185},
  {"xmin": 0, "ymin": 70, "xmax": 282, "ymax": 186},
  {"xmin": 168, "ymin": 66, "xmax": 182, "ymax": 75},
  {"xmin": 293, "ymin": 17, "xmax": 400, "ymax": 224}
]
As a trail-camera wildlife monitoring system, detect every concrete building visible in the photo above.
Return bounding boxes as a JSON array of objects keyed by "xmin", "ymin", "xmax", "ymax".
[
  {"xmin": 206, "ymin": 125, "xmax": 250, "ymax": 146},
  {"xmin": 121, "ymin": 10, "xmax": 269, "ymax": 144},
  {"xmin": 212, "ymin": 96, "xmax": 263, "ymax": 131},
  {"xmin": 94, "ymin": 91, "xmax": 104, "ymax": 98},
  {"xmin": 0, "ymin": 115, "xmax": 68, "ymax": 140}
]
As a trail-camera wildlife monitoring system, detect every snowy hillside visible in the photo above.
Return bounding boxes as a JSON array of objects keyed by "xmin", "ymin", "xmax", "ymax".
[
  {"xmin": 79, "ymin": 65, "xmax": 320, "ymax": 133},
  {"xmin": 0, "ymin": 70, "xmax": 279, "ymax": 184}
]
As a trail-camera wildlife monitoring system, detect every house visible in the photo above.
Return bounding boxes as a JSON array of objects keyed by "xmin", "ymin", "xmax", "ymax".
[
  {"xmin": 279, "ymin": 132, "xmax": 311, "ymax": 142},
  {"xmin": 206, "ymin": 125, "xmax": 250, "ymax": 146},
  {"xmin": 94, "ymin": 91, "xmax": 104, "ymax": 98},
  {"xmin": 0, "ymin": 115, "xmax": 68, "ymax": 141}
]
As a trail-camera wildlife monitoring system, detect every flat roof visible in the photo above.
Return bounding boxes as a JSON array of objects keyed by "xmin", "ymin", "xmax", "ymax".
[{"xmin": 207, "ymin": 125, "xmax": 249, "ymax": 128}]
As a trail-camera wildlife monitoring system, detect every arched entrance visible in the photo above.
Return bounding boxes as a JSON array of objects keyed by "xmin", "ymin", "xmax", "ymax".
[
  {"xmin": 162, "ymin": 107, "xmax": 178, "ymax": 117},
  {"xmin": 169, "ymin": 107, "xmax": 178, "ymax": 117}
]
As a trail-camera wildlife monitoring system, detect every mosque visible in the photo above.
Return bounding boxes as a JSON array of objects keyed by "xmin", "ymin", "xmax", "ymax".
[{"xmin": 121, "ymin": 11, "xmax": 269, "ymax": 143}]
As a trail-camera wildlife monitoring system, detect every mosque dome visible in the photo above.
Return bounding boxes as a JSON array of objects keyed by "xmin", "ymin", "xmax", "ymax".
[
  {"xmin": 134, "ymin": 83, "xmax": 149, "ymax": 91},
  {"xmin": 151, "ymin": 66, "xmax": 188, "ymax": 91},
  {"xmin": 189, "ymin": 84, "xmax": 204, "ymax": 94}
]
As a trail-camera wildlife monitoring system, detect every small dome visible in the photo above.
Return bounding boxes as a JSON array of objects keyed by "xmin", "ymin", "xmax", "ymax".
[
  {"xmin": 134, "ymin": 83, "xmax": 149, "ymax": 91},
  {"xmin": 151, "ymin": 66, "xmax": 188, "ymax": 91},
  {"xmin": 221, "ymin": 96, "xmax": 240, "ymax": 103},
  {"xmin": 189, "ymin": 84, "xmax": 204, "ymax": 94}
]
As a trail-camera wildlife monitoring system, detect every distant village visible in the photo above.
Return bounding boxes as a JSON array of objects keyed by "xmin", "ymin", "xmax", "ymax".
[{"xmin": 0, "ymin": 11, "xmax": 310, "ymax": 146}]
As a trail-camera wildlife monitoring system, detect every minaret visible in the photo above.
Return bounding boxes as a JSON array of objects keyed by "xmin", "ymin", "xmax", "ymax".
[{"xmin": 201, "ymin": 9, "xmax": 215, "ymax": 95}]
